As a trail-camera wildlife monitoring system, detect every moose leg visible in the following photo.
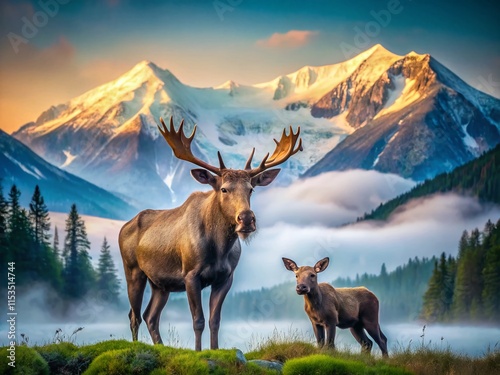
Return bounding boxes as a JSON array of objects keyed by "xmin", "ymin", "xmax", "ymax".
[
  {"xmin": 125, "ymin": 268, "xmax": 147, "ymax": 341},
  {"xmin": 209, "ymin": 275, "xmax": 233, "ymax": 349},
  {"xmin": 143, "ymin": 282, "xmax": 170, "ymax": 345},
  {"xmin": 350, "ymin": 323, "xmax": 373, "ymax": 354},
  {"xmin": 185, "ymin": 273, "xmax": 205, "ymax": 351}
]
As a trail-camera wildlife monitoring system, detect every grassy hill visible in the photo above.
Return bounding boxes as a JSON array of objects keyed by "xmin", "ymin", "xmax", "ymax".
[
  {"xmin": 2, "ymin": 337, "xmax": 498, "ymax": 375},
  {"xmin": 363, "ymin": 144, "xmax": 500, "ymax": 221}
]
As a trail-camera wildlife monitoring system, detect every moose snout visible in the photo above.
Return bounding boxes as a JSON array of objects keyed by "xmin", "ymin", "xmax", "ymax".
[
  {"xmin": 296, "ymin": 284, "xmax": 309, "ymax": 295},
  {"xmin": 236, "ymin": 210, "xmax": 256, "ymax": 229}
]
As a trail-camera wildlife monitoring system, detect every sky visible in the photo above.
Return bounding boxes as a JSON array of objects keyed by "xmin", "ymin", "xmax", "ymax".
[{"xmin": 0, "ymin": 0, "xmax": 499, "ymax": 133}]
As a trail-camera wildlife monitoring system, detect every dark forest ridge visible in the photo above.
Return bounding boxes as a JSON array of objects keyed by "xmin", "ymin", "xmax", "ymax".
[{"xmin": 362, "ymin": 144, "xmax": 500, "ymax": 221}]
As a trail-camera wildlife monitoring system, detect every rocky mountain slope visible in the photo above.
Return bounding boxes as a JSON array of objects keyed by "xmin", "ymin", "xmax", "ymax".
[
  {"xmin": 362, "ymin": 144, "xmax": 500, "ymax": 221},
  {"xmin": 303, "ymin": 47, "xmax": 500, "ymax": 179}
]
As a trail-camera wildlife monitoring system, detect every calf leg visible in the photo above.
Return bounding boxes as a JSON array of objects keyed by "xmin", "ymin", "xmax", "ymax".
[
  {"xmin": 350, "ymin": 322, "xmax": 373, "ymax": 354},
  {"xmin": 143, "ymin": 281, "xmax": 170, "ymax": 344},
  {"xmin": 311, "ymin": 321, "xmax": 325, "ymax": 347},
  {"xmin": 325, "ymin": 325, "xmax": 337, "ymax": 349},
  {"xmin": 125, "ymin": 267, "xmax": 147, "ymax": 341},
  {"xmin": 363, "ymin": 320, "xmax": 388, "ymax": 357}
]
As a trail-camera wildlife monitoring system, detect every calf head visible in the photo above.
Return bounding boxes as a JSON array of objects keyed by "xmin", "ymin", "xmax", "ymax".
[{"xmin": 282, "ymin": 257, "xmax": 330, "ymax": 295}]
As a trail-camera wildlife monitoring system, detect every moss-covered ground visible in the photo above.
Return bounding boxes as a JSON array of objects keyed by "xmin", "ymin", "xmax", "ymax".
[{"xmin": 1, "ymin": 335, "xmax": 498, "ymax": 374}]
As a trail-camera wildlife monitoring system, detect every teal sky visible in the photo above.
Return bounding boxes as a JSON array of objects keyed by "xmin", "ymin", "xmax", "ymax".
[{"xmin": 0, "ymin": 0, "xmax": 499, "ymax": 131}]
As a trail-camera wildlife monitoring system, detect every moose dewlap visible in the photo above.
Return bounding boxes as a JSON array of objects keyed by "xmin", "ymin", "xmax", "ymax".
[{"xmin": 282, "ymin": 257, "xmax": 388, "ymax": 357}]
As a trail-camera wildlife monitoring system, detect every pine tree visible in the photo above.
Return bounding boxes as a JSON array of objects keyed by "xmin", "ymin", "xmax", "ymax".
[
  {"xmin": 421, "ymin": 260, "xmax": 442, "ymax": 321},
  {"xmin": 453, "ymin": 231, "xmax": 474, "ymax": 320},
  {"xmin": 63, "ymin": 204, "xmax": 95, "ymax": 299},
  {"xmin": 7, "ymin": 185, "xmax": 36, "ymax": 283},
  {"xmin": 482, "ymin": 220, "xmax": 500, "ymax": 322},
  {"xmin": 421, "ymin": 254, "xmax": 451, "ymax": 321},
  {"xmin": 29, "ymin": 185, "xmax": 51, "ymax": 246},
  {"xmin": 96, "ymin": 237, "xmax": 120, "ymax": 304},
  {"xmin": 0, "ymin": 180, "xmax": 8, "ymax": 265},
  {"xmin": 380, "ymin": 263, "xmax": 389, "ymax": 290},
  {"xmin": 29, "ymin": 185, "xmax": 53, "ymax": 279},
  {"xmin": 469, "ymin": 228, "xmax": 485, "ymax": 320},
  {"xmin": 444, "ymin": 254, "xmax": 456, "ymax": 319},
  {"xmin": 53, "ymin": 226, "xmax": 60, "ymax": 258}
]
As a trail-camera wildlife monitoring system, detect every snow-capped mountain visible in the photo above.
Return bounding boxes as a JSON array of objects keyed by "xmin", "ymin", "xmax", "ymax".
[
  {"xmin": 12, "ymin": 45, "xmax": 500, "ymax": 209},
  {"xmin": 0, "ymin": 130, "xmax": 136, "ymax": 220},
  {"xmin": 12, "ymin": 60, "xmax": 347, "ymax": 209},
  {"xmin": 303, "ymin": 46, "xmax": 500, "ymax": 179}
]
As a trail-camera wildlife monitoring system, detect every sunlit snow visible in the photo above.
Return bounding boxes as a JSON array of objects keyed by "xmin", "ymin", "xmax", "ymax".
[{"xmin": 60, "ymin": 150, "xmax": 77, "ymax": 168}]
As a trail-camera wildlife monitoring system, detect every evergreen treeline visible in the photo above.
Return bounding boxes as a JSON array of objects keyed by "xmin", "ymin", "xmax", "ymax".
[
  {"xmin": 363, "ymin": 144, "xmax": 500, "ymax": 221},
  {"xmin": 0, "ymin": 181, "xmax": 120, "ymax": 306},
  {"xmin": 421, "ymin": 219, "xmax": 500, "ymax": 323}
]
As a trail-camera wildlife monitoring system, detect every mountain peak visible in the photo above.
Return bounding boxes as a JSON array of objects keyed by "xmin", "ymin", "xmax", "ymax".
[
  {"xmin": 360, "ymin": 44, "xmax": 400, "ymax": 60},
  {"xmin": 125, "ymin": 59, "xmax": 167, "ymax": 79},
  {"xmin": 216, "ymin": 80, "xmax": 239, "ymax": 89}
]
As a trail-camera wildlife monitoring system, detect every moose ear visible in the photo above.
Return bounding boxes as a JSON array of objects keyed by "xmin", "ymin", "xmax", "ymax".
[
  {"xmin": 251, "ymin": 169, "xmax": 280, "ymax": 187},
  {"xmin": 191, "ymin": 169, "xmax": 218, "ymax": 188},
  {"xmin": 282, "ymin": 257, "xmax": 299, "ymax": 272},
  {"xmin": 314, "ymin": 257, "xmax": 329, "ymax": 273}
]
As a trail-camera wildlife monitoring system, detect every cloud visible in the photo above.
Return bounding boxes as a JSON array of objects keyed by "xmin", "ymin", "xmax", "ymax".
[
  {"xmin": 234, "ymin": 193, "xmax": 500, "ymax": 291},
  {"xmin": 256, "ymin": 30, "xmax": 319, "ymax": 49},
  {"xmin": 252, "ymin": 170, "xmax": 415, "ymax": 227}
]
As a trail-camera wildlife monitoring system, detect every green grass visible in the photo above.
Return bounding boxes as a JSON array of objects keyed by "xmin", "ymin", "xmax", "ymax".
[
  {"xmin": 1, "ymin": 335, "xmax": 499, "ymax": 375},
  {"xmin": 283, "ymin": 354, "xmax": 412, "ymax": 375},
  {"xmin": 0, "ymin": 345, "xmax": 49, "ymax": 375}
]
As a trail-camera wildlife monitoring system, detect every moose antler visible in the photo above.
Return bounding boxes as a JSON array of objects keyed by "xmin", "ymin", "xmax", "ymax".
[
  {"xmin": 158, "ymin": 117, "xmax": 225, "ymax": 176},
  {"xmin": 245, "ymin": 126, "xmax": 303, "ymax": 177}
]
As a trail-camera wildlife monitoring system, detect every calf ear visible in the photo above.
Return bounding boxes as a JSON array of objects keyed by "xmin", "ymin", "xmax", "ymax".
[
  {"xmin": 282, "ymin": 257, "xmax": 298, "ymax": 272},
  {"xmin": 252, "ymin": 169, "xmax": 281, "ymax": 187},
  {"xmin": 314, "ymin": 257, "xmax": 329, "ymax": 273},
  {"xmin": 191, "ymin": 169, "xmax": 218, "ymax": 188}
]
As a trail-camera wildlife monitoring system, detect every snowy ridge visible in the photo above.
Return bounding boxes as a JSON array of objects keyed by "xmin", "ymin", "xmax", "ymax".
[{"xmin": 12, "ymin": 45, "xmax": 500, "ymax": 208}]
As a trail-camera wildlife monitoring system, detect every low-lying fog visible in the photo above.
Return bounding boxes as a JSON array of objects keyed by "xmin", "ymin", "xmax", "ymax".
[
  {"xmin": 3, "ymin": 170, "xmax": 499, "ymax": 355},
  {"xmin": 1, "ymin": 318, "xmax": 499, "ymax": 357}
]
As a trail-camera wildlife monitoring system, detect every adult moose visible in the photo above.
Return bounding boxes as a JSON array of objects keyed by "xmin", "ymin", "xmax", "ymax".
[{"xmin": 119, "ymin": 117, "xmax": 302, "ymax": 350}]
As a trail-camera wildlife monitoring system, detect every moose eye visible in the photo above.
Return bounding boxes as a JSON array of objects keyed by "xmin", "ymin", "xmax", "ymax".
[
  {"xmin": 221, "ymin": 188, "xmax": 228, "ymax": 193},
  {"xmin": 310, "ymin": 274, "xmax": 315, "ymax": 278}
]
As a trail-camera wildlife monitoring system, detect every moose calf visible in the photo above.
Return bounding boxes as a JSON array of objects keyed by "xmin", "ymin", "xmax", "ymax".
[{"xmin": 282, "ymin": 257, "xmax": 388, "ymax": 356}]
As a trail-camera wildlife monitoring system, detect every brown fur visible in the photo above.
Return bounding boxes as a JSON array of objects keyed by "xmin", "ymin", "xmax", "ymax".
[{"xmin": 282, "ymin": 257, "xmax": 388, "ymax": 356}]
